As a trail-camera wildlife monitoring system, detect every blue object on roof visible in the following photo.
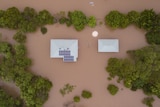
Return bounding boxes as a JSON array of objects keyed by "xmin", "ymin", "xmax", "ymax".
[
  {"xmin": 63, "ymin": 56, "xmax": 74, "ymax": 62},
  {"xmin": 59, "ymin": 50, "xmax": 71, "ymax": 56}
]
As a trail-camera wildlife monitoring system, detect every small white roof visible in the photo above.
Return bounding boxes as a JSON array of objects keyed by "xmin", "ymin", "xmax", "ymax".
[
  {"xmin": 50, "ymin": 39, "xmax": 78, "ymax": 62},
  {"xmin": 98, "ymin": 39, "xmax": 119, "ymax": 52}
]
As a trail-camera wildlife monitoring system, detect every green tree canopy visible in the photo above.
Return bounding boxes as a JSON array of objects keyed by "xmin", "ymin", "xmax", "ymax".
[
  {"xmin": 1, "ymin": 7, "xmax": 22, "ymax": 29},
  {"xmin": 13, "ymin": 31, "xmax": 26, "ymax": 43},
  {"xmin": 81, "ymin": 90, "xmax": 92, "ymax": 99},
  {"xmin": 105, "ymin": 10, "xmax": 129, "ymax": 29},
  {"xmin": 0, "ymin": 34, "xmax": 52, "ymax": 107},
  {"xmin": 36, "ymin": 10, "xmax": 54, "ymax": 25},
  {"xmin": 137, "ymin": 9, "xmax": 157, "ymax": 31},
  {"xmin": 0, "ymin": 87, "xmax": 22, "ymax": 107},
  {"xmin": 87, "ymin": 16, "xmax": 96, "ymax": 28},
  {"xmin": 107, "ymin": 84, "xmax": 119, "ymax": 95},
  {"xmin": 106, "ymin": 45, "xmax": 160, "ymax": 98},
  {"xmin": 127, "ymin": 10, "xmax": 140, "ymax": 24},
  {"xmin": 68, "ymin": 10, "xmax": 88, "ymax": 31},
  {"xmin": 145, "ymin": 31, "xmax": 160, "ymax": 44},
  {"xmin": 142, "ymin": 97, "xmax": 155, "ymax": 107}
]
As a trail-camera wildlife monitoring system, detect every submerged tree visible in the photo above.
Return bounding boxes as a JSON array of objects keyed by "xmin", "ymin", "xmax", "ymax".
[
  {"xmin": 81, "ymin": 90, "xmax": 92, "ymax": 99},
  {"xmin": 0, "ymin": 33, "xmax": 53, "ymax": 107},
  {"xmin": 105, "ymin": 10, "xmax": 129, "ymax": 29},
  {"xmin": 87, "ymin": 16, "xmax": 96, "ymax": 28},
  {"xmin": 13, "ymin": 31, "xmax": 26, "ymax": 43},
  {"xmin": 0, "ymin": 87, "xmax": 23, "ymax": 107},
  {"xmin": 142, "ymin": 97, "xmax": 155, "ymax": 107},
  {"xmin": 40, "ymin": 26, "xmax": 48, "ymax": 34},
  {"xmin": 36, "ymin": 10, "xmax": 54, "ymax": 26},
  {"xmin": 1, "ymin": 7, "xmax": 22, "ymax": 29},
  {"xmin": 127, "ymin": 10, "xmax": 140, "ymax": 24},
  {"xmin": 106, "ymin": 45, "xmax": 160, "ymax": 98},
  {"xmin": 137, "ymin": 9, "xmax": 157, "ymax": 31},
  {"xmin": 68, "ymin": 10, "xmax": 88, "ymax": 31},
  {"xmin": 145, "ymin": 31, "xmax": 160, "ymax": 44},
  {"xmin": 107, "ymin": 84, "xmax": 119, "ymax": 95}
]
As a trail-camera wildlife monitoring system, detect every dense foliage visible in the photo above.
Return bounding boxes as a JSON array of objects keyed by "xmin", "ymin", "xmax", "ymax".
[
  {"xmin": 0, "ymin": 7, "xmax": 97, "ymax": 33},
  {"xmin": 68, "ymin": 11, "xmax": 88, "ymax": 31},
  {"xmin": 127, "ymin": 10, "xmax": 140, "ymax": 24},
  {"xmin": 81, "ymin": 90, "xmax": 92, "ymax": 99},
  {"xmin": 59, "ymin": 10, "xmax": 96, "ymax": 31},
  {"xmin": 0, "ymin": 87, "xmax": 23, "ymax": 107},
  {"xmin": 87, "ymin": 16, "xmax": 97, "ymax": 28},
  {"xmin": 0, "ymin": 7, "xmax": 54, "ymax": 33},
  {"xmin": 107, "ymin": 84, "xmax": 119, "ymax": 95},
  {"xmin": 105, "ymin": 9, "xmax": 159, "ymax": 30},
  {"xmin": 105, "ymin": 9, "xmax": 160, "ymax": 44},
  {"xmin": 137, "ymin": 9, "xmax": 157, "ymax": 31},
  {"xmin": 145, "ymin": 31, "xmax": 160, "ymax": 44},
  {"xmin": 105, "ymin": 10, "xmax": 129, "ymax": 29},
  {"xmin": 142, "ymin": 97, "xmax": 155, "ymax": 107},
  {"xmin": 0, "ymin": 34, "xmax": 52, "ymax": 107},
  {"xmin": 106, "ymin": 45, "xmax": 160, "ymax": 98}
]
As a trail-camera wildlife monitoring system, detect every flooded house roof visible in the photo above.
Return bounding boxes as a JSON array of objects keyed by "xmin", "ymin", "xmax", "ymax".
[
  {"xmin": 98, "ymin": 39, "xmax": 119, "ymax": 52},
  {"xmin": 50, "ymin": 39, "xmax": 78, "ymax": 62}
]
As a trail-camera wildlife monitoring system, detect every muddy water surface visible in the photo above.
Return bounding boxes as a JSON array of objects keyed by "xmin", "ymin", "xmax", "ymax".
[{"xmin": 0, "ymin": 0, "xmax": 160, "ymax": 107}]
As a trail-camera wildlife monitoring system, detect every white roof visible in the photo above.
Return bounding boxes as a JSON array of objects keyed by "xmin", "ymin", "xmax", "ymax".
[
  {"xmin": 98, "ymin": 39, "xmax": 119, "ymax": 52},
  {"xmin": 50, "ymin": 39, "xmax": 78, "ymax": 62}
]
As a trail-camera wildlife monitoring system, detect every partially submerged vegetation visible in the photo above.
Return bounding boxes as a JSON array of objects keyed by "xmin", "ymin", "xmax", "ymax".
[
  {"xmin": 0, "ymin": 6, "xmax": 160, "ymax": 107},
  {"xmin": 105, "ymin": 9, "xmax": 160, "ymax": 107},
  {"xmin": 60, "ymin": 83, "xmax": 76, "ymax": 97},
  {"xmin": 0, "ymin": 7, "xmax": 97, "ymax": 107},
  {"xmin": 105, "ymin": 9, "xmax": 160, "ymax": 45},
  {"xmin": 0, "ymin": 7, "xmax": 54, "ymax": 33},
  {"xmin": 107, "ymin": 84, "xmax": 119, "ymax": 95},
  {"xmin": 0, "ymin": 87, "xmax": 22, "ymax": 107},
  {"xmin": 106, "ymin": 45, "xmax": 160, "ymax": 106},
  {"xmin": 0, "ymin": 34, "xmax": 52, "ymax": 107},
  {"xmin": 81, "ymin": 90, "xmax": 92, "ymax": 99},
  {"xmin": 73, "ymin": 96, "xmax": 80, "ymax": 103},
  {"xmin": 142, "ymin": 97, "xmax": 155, "ymax": 107},
  {"xmin": 59, "ymin": 10, "xmax": 96, "ymax": 31}
]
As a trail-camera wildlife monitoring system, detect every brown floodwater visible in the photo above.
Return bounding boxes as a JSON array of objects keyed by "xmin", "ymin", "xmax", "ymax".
[{"xmin": 0, "ymin": 0, "xmax": 160, "ymax": 107}]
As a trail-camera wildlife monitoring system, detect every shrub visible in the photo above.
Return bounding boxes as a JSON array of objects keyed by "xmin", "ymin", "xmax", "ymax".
[
  {"xmin": 73, "ymin": 96, "xmax": 80, "ymax": 102},
  {"xmin": 60, "ymin": 83, "xmax": 76, "ymax": 96},
  {"xmin": 107, "ymin": 84, "xmax": 119, "ymax": 95},
  {"xmin": 41, "ymin": 26, "xmax": 47, "ymax": 34},
  {"xmin": 87, "ymin": 16, "xmax": 96, "ymax": 28},
  {"xmin": 59, "ymin": 17, "xmax": 67, "ymax": 24},
  {"xmin": 81, "ymin": 90, "xmax": 92, "ymax": 99},
  {"xmin": 66, "ymin": 19, "xmax": 72, "ymax": 27},
  {"xmin": 13, "ymin": 31, "xmax": 26, "ymax": 43},
  {"xmin": 142, "ymin": 97, "xmax": 155, "ymax": 107}
]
